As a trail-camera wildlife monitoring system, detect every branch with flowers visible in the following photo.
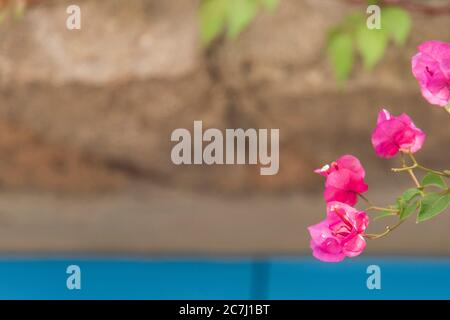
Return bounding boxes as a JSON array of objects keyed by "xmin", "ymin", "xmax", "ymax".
[{"xmin": 308, "ymin": 40, "xmax": 450, "ymax": 263}]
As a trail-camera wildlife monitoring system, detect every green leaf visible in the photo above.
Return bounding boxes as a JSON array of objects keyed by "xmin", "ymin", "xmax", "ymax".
[
  {"xmin": 422, "ymin": 172, "xmax": 447, "ymax": 189},
  {"xmin": 400, "ymin": 200, "xmax": 420, "ymax": 220},
  {"xmin": 382, "ymin": 7, "xmax": 411, "ymax": 45},
  {"xmin": 356, "ymin": 25, "xmax": 388, "ymax": 69},
  {"xmin": 417, "ymin": 193, "xmax": 450, "ymax": 223},
  {"xmin": 259, "ymin": 0, "xmax": 279, "ymax": 11},
  {"xmin": 396, "ymin": 197, "xmax": 405, "ymax": 209},
  {"xmin": 227, "ymin": 0, "xmax": 258, "ymax": 39},
  {"xmin": 397, "ymin": 188, "xmax": 422, "ymax": 220},
  {"xmin": 199, "ymin": 0, "xmax": 229, "ymax": 45},
  {"xmin": 401, "ymin": 188, "xmax": 422, "ymax": 202},
  {"xmin": 327, "ymin": 31, "xmax": 354, "ymax": 84}
]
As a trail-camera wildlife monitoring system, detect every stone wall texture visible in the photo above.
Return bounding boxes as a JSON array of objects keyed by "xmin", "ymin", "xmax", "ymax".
[{"xmin": 0, "ymin": 0, "xmax": 449, "ymax": 193}]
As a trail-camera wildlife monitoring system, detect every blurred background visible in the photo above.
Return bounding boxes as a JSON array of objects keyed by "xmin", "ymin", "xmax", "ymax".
[{"xmin": 0, "ymin": 0, "xmax": 449, "ymax": 261}]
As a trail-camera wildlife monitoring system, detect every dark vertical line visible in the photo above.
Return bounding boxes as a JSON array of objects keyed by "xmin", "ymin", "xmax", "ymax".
[{"xmin": 250, "ymin": 259, "xmax": 270, "ymax": 300}]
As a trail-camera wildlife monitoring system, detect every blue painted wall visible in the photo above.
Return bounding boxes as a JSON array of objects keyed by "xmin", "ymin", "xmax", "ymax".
[{"xmin": 0, "ymin": 257, "xmax": 448, "ymax": 299}]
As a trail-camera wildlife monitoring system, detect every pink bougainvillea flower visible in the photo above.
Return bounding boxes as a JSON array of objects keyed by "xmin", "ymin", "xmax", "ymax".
[
  {"xmin": 315, "ymin": 155, "xmax": 368, "ymax": 206},
  {"xmin": 411, "ymin": 40, "xmax": 450, "ymax": 107},
  {"xmin": 308, "ymin": 201, "xmax": 369, "ymax": 262},
  {"xmin": 371, "ymin": 109, "xmax": 426, "ymax": 158}
]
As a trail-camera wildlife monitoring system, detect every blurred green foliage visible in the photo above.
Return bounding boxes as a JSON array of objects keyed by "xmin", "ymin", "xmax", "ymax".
[
  {"xmin": 328, "ymin": 6, "xmax": 411, "ymax": 84},
  {"xmin": 3, "ymin": 0, "xmax": 412, "ymax": 89},
  {"xmin": 0, "ymin": 0, "xmax": 27, "ymax": 23},
  {"xmin": 199, "ymin": 0, "xmax": 279, "ymax": 46}
]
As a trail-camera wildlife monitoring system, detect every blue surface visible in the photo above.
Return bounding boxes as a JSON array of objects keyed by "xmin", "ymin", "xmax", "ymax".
[{"xmin": 0, "ymin": 257, "xmax": 449, "ymax": 299}]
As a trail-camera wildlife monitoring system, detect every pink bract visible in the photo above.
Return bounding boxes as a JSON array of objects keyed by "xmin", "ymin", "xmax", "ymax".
[
  {"xmin": 308, "ymin": 201, "xmax": 369, "ymax": 263},
  {"xmin": 411, "ymin": 40, "xmax": 450, "ymax": 107},
  {"xmin": 315, "ymin": 155, "xmax": 368, "ymax": 206},
  {"xmin": 371, "ymin": 109, "xmax": 426, "ymax": 158}
]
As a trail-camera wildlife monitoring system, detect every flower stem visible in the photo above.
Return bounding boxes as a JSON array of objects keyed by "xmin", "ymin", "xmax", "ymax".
[
  {"xmin": 365, "ymin": 150, "xmax": 449, "ymax": 241},
  {"xmin": 417, "ymin": 165, "xmax": 450, "ymax": 178},
  {"xmin": 392, "ymin": 164, "xmax": 417, "ymax": 172},
  {"xmin": 408, "ymin": 153, "xmax": 450, "ymax": 178},
  {"xmin": 364, "ymin": 219, "xmax": 405, "ymax": 240},
  {"xmin": 401, "ymin": 153, "xmax": 421, "ymax": 188},
  {"xmin": 358, "ymin": 193, "xmax": 373, "ymax": 206}
]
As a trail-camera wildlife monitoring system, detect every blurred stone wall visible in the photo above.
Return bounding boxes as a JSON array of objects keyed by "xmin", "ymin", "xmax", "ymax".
[{"xmin": 0, "ymin": 0, "xmax": 449, "ymax": 193}]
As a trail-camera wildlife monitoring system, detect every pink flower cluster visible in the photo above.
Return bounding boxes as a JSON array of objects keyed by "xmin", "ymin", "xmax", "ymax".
[
  {"xmin": 310, "ymin": 155, "xmax": 369, "ymax": 262},
  {"xmin": 371, "ymin": 109, "xmax": 426, "ymax": 158},
  {"xmin": 412, "ymin": 41, "xmax": 450, "ymax": 108},
  {"xmin": 308, "ymin": 202, "xmax": 368, "ymax": 262},
  {"xmin": 314, "ymin": 155, "xmax": 368, "ymax": 206},
  {"xmin": 308, "ymin": 40, "xmax": 444, "ymax": 262},
  {"xmin": 309, "ymin": 110, "xmax": 426, "ymax": 262}
]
